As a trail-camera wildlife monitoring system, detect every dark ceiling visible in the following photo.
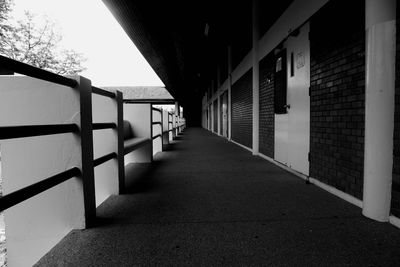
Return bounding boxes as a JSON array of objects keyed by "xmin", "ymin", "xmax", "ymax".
[{"xmin": 101, "ymin": 0, "xmax": 293, "ymax": 123}]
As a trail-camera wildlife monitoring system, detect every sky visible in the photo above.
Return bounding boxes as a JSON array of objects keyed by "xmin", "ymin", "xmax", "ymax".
[{"xmin": 10, "ymin": 0, "xmax": 164, "ymax": 87}]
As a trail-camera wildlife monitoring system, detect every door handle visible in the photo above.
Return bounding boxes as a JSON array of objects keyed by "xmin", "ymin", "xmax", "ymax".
[{"xmin": 284, "ymin": 104, "xmax": 291, "ymax": 109}]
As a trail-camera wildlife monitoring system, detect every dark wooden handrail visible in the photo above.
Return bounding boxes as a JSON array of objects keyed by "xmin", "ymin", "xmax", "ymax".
[
  {"xmin": 152, "ymin": 134, "xmax": 162, "ymax": 140},
  {"xmin": 0, "ymin": 55, "xmax": 78, "ymax": 88},
  {"xmin": 0, "ymin": 124, "xmax": 79, "ymax": 140},
  {"xmin": 152, "ymin": 107, "xmax": 162, "ymax": 113},
  {"xmin": 124, "ymin": 99, "xmax": 175, "ymax": 104},
  {"xmin": 92, "ymin": 123, "xmax": 117, "ymax": 130},
  {"xmin": 0, "ymin": 167, "xmax": 81, "ymax": 212},
  {"xmin": 92, "ymin": 86, "xmax": 116, "ymax": 99},
  {"xmin": 93, "ymin": 152, "xmax": 117, "ymax": 167}
]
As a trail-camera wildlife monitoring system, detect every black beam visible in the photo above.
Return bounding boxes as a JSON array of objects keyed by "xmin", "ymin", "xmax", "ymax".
[
  {"xmin": 92, "ymin": 123, "xmax": 117, "ymax": 130},
  {"xmin": 93, "ymin": 152, "xmax": 117, "ymax": 167},
  {"xmin": 0, "ymin": 124, "xmax": 79, "ymax": 140},
  {"xmin": 152, "ymin": 134, "xmax": 162, "ymax": 140},
  {"xmin": 152, "ymin": 107, "xmax": 162, "ymax": 113},
  {"xmin": 92, "ymin": 86, "xmax": 116, "ymax": 99},
  {"xmin": 0, "ymin": 167, "xmax": 81, "ymax": 212},
  {"xmin": 124, "ymin": 99, "xmax": 175, "ymax": 104},
  {"xmin": 0, "ymin": 55, "xmax": 78, "ymax": 88}
]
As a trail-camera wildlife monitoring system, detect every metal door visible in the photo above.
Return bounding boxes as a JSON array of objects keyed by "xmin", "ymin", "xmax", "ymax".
[{"xmin": 286, "ymin": 23, "xmax": 310, "ymax": 175}]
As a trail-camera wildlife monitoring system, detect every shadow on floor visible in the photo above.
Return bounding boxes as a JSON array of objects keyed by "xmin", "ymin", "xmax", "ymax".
[
  {"xmin": 163, "ymin": 143, "xmax": 178, "ymax": 151},
  {"xmin": 123, "ymin": 162, "xmax": 165, "ymax": 194}
]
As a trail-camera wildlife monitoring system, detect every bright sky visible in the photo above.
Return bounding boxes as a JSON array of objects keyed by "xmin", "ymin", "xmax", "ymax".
[{"xmin": 10, "ymin": 0, "xmax": 164, "ymax": 87}]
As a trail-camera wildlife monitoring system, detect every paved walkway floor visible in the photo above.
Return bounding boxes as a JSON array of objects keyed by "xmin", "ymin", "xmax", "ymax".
[{"xmin": 37, "ymin": 128, "xmax": 400, "ymax": 266}]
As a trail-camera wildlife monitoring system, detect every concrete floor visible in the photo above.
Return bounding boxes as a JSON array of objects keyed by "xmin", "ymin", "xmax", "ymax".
[{"xmin": 37, "ymin": 128, "xmax": 400, "ymax": 266}]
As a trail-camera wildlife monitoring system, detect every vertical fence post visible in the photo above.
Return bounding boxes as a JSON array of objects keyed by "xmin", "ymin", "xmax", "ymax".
[
  {"xmin": 116, "ymin": 91, "xmax": 125, "ymax": 194},
  {"xmin": 76, "ymin": 76, "xmax": 96, "ymax": 228},
  {"xmin": 161, "ymin": 108, "xmax": 164, "ymax": 150}
]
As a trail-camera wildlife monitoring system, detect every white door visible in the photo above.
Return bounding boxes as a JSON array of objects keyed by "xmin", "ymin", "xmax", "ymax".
[
  {"xmin": 221, "ymin": 91, "xmax": 228, "ymax": 137},
  {"xmin": 275, "ymin": 115, "xmax": 288, "ymax": 164},
  {"xmin": 274, "ymin": 47, "xmax": 288, "ymax": 165},
  {"xmin": 286, "ymin": 23, "xmax": 310, "ymax": 175}
]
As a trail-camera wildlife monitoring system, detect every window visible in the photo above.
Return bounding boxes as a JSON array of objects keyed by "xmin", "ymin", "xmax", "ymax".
[
  {"xmin": 290, "ymin": 52, "xmax": 294, "ymax": 77},
  {"xmin": 274, "ymin": 49, "xmax": 287, "ymax": 114}
]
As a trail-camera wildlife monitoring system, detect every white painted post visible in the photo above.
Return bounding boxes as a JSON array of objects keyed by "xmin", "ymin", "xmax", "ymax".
[
  {"xmin": 363, "ymin": 0, "xmax": 396, "ymax": 222},
  {"xmin": 218, "ymin": 92, "xmax": 221, "ymax": 135},
  {"xmin": 211, "ymin": 103, "xmax": 214, "ymax": 133},
  {"xmin": 228, "ymin": 46, "xmax": 233, "ymax": 140},
  {"xmin": 252, "ymin": 0, "xmax": 260, "ymax": 155},
  {"xmin": 175, "ymin": 101, "xmax": 179, "ymax": 136}
]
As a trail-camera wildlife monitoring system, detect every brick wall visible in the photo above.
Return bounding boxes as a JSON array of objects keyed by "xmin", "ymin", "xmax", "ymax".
[
  {"xmin": 232, "ymin": 69, "xmax": 253, "ymax": 148},
  {"xmin": 259, "ymin": 53, "xmax": 275, "ymax": 158},
  {"xmin": 391, "ymin": 5, "xmax": 400, "ymax": 217},
  {"xmin": 309, "ymin": 0, "xmax": 365, "ymax": 200},
  {"xmin": 213, "ymin": 100, "xmax": 218, "ymax": 133}
]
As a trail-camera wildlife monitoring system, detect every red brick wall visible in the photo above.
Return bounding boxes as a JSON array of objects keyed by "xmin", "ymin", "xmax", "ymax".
[
  {"xmin": 309, "ymin": 0, "xmax": 365, "ymax": 199},
  {"xmin": 232, "ymin": 69, "xmax": 253, "ymax": 148},
  {"xmin": 391, "ymin": 5, "xmax": 400, "ymax": 217},
  {"xmin": 259, "ymin": 53, "xmax": 275, "ymax": 158}
]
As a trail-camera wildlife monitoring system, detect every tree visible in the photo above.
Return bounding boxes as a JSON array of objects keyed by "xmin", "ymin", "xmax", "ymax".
[
  {"xmin": 0, "ymin": 0, "xmax": 12, "ymax": 39},
  {"xmin": 0, "ymin": 1, "xmax": 86, "ymax": 75}
]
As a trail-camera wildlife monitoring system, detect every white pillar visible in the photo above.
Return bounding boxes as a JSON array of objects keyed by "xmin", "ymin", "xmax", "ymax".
[
  {"xmin": 228, "ymin": 46, "xmax": 232, "ymax": 140},
  {"xmin": 217, "ymin": 92, "xmax": 221, "ymax": 135},
  {"xmin": 211, "ymin": 103, "xmax": 214, "ymax": 133},
  {"xmin": 363, "ymin": 0, "xmax": 396, "ymax": 222},
  {"xmin": 252, "ymin": 0, "xmax": 260, "ymax": 155}
]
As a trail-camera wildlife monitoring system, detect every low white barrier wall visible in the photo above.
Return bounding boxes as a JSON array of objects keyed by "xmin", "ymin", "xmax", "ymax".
[
  {"xmin": 92, "ymin": 93, "xmax": 118, "ymax": 207},
  {"xmin": 0, "ymin": 76, "xmax": 85, "ymax": 267},
  {"xmin": 152, "ymin": 108, "xmax": 163, "ymax": 156}
]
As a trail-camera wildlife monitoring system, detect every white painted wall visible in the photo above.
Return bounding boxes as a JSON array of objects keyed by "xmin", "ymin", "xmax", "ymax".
[
  {"xmin": 123, "ymin": 104, "xmax": 152, "ymax": 164},
  {"xmin": 162, "ymin": 109, "xmax": 170, "ymax": 145},
  {"xmin": 0, "ymin": 76, "xmax": 85, "ymax": 267},
  {"xmin": 152, "ymin": 109, "xmax": 162, "ymax": 156},
  {"xmin": 92, "ymin": 94, "xmax": 118, "ymax": 207}
]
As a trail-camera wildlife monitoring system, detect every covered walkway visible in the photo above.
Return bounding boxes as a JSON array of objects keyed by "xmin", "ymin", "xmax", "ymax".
[{"xmin": 37, "ymin": 128, "xmax": 400, "ymax": 266}]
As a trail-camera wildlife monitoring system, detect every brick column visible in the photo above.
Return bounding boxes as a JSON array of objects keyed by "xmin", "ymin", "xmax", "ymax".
[{"xmin": 363, "ymin": 0, "xmax": 396, "ymax": 222}]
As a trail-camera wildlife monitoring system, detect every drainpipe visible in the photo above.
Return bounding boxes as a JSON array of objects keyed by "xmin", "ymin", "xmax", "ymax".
[
  {"xmin": 252, "ymin": 0, "xmax": 260, "ymax": 155},
  {"xmin": 362, "ymin": 0, "xmax": 396, "ymax": 222}
]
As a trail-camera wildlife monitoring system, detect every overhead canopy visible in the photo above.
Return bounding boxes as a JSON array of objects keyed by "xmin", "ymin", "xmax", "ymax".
[{"xmin": 102, "ymin": 0, "xmax": 294, "ymax": 124}]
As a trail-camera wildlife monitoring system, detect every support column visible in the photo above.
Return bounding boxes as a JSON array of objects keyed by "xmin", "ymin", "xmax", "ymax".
[
  {"xmin": 175, "ymin": 101, "xmax": 179, "ymax": 135},
  {"xmin": 228, "ymin": 46, "xmax": 232, "ymax": 140},
  {"xmin": 116, "ymin": 90, "xmax": 125, "ymax": 194},
  {"xmin": 363, "ymin": 0, "xmax": 396, "ymax": 222},
  {"xmin": 218, "ymin": 92, "xmax": 221, "ymax": 135},
  {"xmin": 77, "ymin": 76, "xmax": 96, "ymax": 228},
  {"xmin": 252, "ymin": 0, "xmax": 260, "ymax": 155},
  {"xmin": 211, "ymin": 103, "xmax": 214, "ymax": 133}
]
